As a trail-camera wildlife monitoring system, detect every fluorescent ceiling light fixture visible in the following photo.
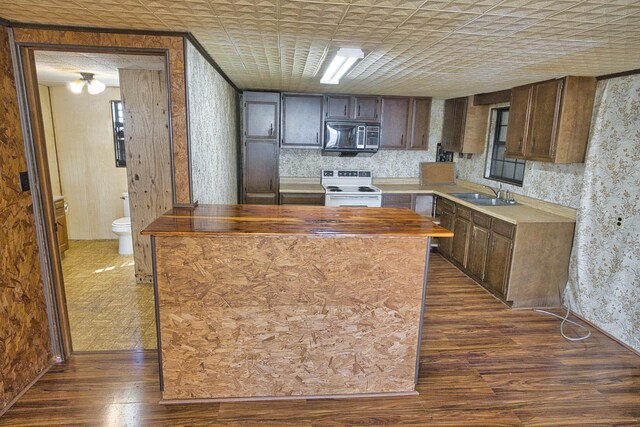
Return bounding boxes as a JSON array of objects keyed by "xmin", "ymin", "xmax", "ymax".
[
  {"xmin": 67, "ymin": 72, "xmax": 106, "ymax": 95},
  {"xmin": 321, "ymin": 48, "xmax": 364, "ymax": 85}
]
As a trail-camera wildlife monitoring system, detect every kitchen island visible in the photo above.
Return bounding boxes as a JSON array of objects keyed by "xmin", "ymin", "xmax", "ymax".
[{"xmin": 142, "ymin": 204, "xmax": 452, "ymax": 403}]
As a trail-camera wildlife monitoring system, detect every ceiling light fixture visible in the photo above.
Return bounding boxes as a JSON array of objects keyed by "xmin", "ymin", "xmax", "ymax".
[
  {"xmin": 320, "ymin": 48, "xmax": 364, "ymax": 85},
  {"xmin": 67, "ymin": 72, "xmax": 106, "ymax": 95}
]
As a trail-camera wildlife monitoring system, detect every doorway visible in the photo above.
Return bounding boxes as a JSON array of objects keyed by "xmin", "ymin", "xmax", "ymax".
[{"xmin": 26, "ymin": 49, "xmax": 171, "ymax": 352}]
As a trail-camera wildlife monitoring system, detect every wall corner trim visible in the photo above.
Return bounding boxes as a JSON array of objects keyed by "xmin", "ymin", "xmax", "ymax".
[{"xmin": 184, "ymin": 33, "xmax": 239, "ymax": 92}]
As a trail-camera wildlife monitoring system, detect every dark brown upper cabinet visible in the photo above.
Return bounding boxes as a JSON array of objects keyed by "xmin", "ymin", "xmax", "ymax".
[
  {"xmin": 242, "ymin": 92, "xmax": 280, "ymax": 205},
  {"xmin": 354, "ymin": 96, "xmax": 380, "ymax": 121},
  {"xmin": 324, "ymin": 95, "xmax": 352, "ymax": 120},
  {"xmin": 442, "ymin": 96, "xmax": 489, "ymax": 154},
  {"xmin": 505, "ymin": 76, "xmax": 596, "ymax": 163},
  {"xmin": 380, "ymin": 97, "xmax": 410, "ymax": 149},
  {"xmin": 245, "ymin": 94, "xmax": 279, "ymax": 140},
  {"xmin": 281, "ymin": 93, "xmax": 323, "ymax": 148},
  {"xmin": 409, "ymin": 97, "xmax": 432, "ymax": 150},
  {"xmin": 379, "ymin": 96, "xmax": 432, "ymax": 151}
]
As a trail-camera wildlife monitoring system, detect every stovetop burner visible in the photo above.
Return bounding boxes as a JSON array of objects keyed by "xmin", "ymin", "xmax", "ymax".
[
  {"xmin": 327, "ymin": 186, "xmax": 343, "ymax": 192},
  {"xmin": 358, "ymin": 186, "xmax": 376, "ymax": 192}
]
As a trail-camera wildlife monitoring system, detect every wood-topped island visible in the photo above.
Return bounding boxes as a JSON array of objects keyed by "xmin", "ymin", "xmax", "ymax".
[{"xmin": 142, "ymin": 204, "xmax": 452, "ymax": 403}]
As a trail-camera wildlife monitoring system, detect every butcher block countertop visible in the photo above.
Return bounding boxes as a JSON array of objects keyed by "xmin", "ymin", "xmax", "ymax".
[{"xmin": 142, "ymin": 204, "xmax": 453, "ymax": 238}]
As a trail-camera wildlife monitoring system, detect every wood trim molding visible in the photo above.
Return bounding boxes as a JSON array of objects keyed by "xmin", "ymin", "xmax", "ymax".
[
  {"xmin": 473, "ymin": 89, "xmax": 511, "ymax": 105},
  {"xmin": 9, "ymin": 20, "xmax": 188, "ymax": 38},
  {"xmin": 11, "ymin": 27, "xmax": 192, "ymax": 204},
  {"xmin": 597, "ymin": 68, "xmax": 640, "ymax": 81}
]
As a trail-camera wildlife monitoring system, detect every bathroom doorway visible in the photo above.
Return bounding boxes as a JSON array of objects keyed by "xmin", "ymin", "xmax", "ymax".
[{"xmin": 27, "ymin": 50, "xmax": 170, "ymax": 352}]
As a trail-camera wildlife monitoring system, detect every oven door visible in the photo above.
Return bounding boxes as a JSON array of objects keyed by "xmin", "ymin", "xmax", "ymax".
[
  {"xmin": 324, "ymin": 122, "xmax": 366, "ymax": 151},
  {"xmin": 325, "ymin": 194, "xmax": 382, "ymax": 208}
]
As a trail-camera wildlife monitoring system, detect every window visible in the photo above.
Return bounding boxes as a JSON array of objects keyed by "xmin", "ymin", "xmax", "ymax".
[
  {"xmin": 485, "ymin": 108, "xmax": 525, "ymax": 186},
  {"xmin": 110, "ymin": 100, "xmax": 126, "ymax": 167}
]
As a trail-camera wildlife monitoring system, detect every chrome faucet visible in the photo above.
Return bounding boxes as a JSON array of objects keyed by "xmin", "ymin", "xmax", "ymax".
[{"xmin": 484, "ymin": 183, "xmax": 503, "ymax": 199}]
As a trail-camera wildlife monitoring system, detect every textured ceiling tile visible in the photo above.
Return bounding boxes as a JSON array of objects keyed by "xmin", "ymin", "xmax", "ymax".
[
  {"xmin": 341, "ymin": 5, "xmax": 415, "ymax": 28},
  {"xmin": 211, "ymin": 1, "xmax": 277, "ymax": 20},
  {"xmin": 550, "ymin": 0, "xmax": 640, "ymax": 23},
  {"xmin": 430, "ymin": 0, "xmax": 505, "ymax": 14},
  {"xmin": 456, "ymin": 14, "xmax": 541, "ymax": 35},
  {"xmin": 350, "ymin": 0, "xmax": 423, "ymax": 8},
  {"xmin": 401, "ymin": 10, "xmax": 482, "ymax": 31},
  {"xmin": 279, "ymin": 1, "xmax": 348, "ymax": 23},
  {"xmin": 485, "ymin": 0, "xmax": 580, "ymax": 18},
  {"xmin": 142, "ymin": 0, "xmax": 213, "ymax": 15},
  {"xmin": 332, "ymin": 25, "xmax": 395, "ymax": 44}
]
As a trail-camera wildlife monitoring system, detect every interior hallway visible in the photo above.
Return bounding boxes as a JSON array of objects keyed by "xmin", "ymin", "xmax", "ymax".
[
  {"xmin": 62, "ymin": 240, "xmax": 156, "ymax": 351},
  {"xmin": 4, "ymin": 254, "xmax": 639, "ymax": 425}
]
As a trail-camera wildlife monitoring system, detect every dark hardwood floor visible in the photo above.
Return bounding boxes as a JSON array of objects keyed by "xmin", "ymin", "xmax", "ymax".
[{"xmin": 2, "ymin": 254, "xmax": 639, "ymax": 426}]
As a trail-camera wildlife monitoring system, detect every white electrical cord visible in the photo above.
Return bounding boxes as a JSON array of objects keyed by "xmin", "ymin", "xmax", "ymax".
[{"xmin": 534, "ymin": 302, "xmax": 591, "ymax": 342}]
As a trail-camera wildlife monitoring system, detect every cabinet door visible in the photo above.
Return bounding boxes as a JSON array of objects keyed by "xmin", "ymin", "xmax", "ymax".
[
  {"xmin": 325, "ymin": 95, "xmax": 352, "ymax": 120},
  {"xmin": 451, "ymin": 216, "xmax": 471, "ymax": 268},
  {"xmin": 442, "ymin": 97, "xmax": 467, "ymax": 152},
  {"xmin": 380, "ymin": 97, "xmax": 410, "ymax": 149},
  {"xmin": 281, "ymin": 94, "xmax": 323, "ymax": 148},
  {"xmin": 382, "ymin": 193, "xmax": 413, "ymax": 209},
  {"xmin": 485, "ymin": 233, "xmax": 512, "ymax": 298},
  {"xmin": 245, "ymin": 99, "xmax": 279, "ymax": 139},
  {"xmin": 468, "ymin": 224, "xmax": 489, "ymax": 280},
  {"xmin": 56, "ymin": 214, "xmax": 69, "ymax": 253},
  {"xmin": 505, "ymin": 85, "xmax": 531, "ymax": 158},
  {"xmin": 354, "ymin": 96, "xmax": 380, "ymax": 121},
  {"xmin": 409, "ymin": 97, "xmax": 431, "ymax": 150},
  {"xmin": 244, "ymin": 140, "xmax": 278, "ymax": 201},
  {"xmin": 438, "ymin": 209, "xmax": 454, "ymax": 258},
  {"xmin": 527, "ymin": 79, "xmax": 562, "ymax": 161}
]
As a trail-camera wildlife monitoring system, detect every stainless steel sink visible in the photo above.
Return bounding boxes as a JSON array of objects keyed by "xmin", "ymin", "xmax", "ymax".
[
  {"xmin": 448, "ymin": 192, "xmax": 494, "ymax": 200},
  {"xmin": 469, "ymin": 198, "xmax": 518, "ymax": 206}
]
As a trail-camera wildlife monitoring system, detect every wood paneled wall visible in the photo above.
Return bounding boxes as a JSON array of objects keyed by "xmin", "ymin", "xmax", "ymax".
[
  {"xmin": 12, "ymin": 28, "xmax": 191, "ymax": 205},
  {"xmin": 47, "ymin": 86, "xmax": 128, "ymax": 240},
  {"xmin": 38, "ymin": 85, "xmax": 62, "ymax": 195},
  {"xmin": 0, "ymin": 25, "xmax": 53, "ymax": 414},
  {"xmin": 119, "ymin": 69, "xmax": 172, "ymax": 284}
]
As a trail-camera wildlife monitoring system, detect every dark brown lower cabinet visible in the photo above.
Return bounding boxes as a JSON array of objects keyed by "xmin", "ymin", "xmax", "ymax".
[
  {"xmin": 243, "ymin": 140, "xmax": 278, "ymax": 204},
  {"xmin": 451, "ymin": 215, "xmax": 471, "ymax": 267},
  {"xmin": 382, "ymin": 193, "xmax": 413, "ymax": 209},
  {"xmin": 484, "ymin": 232, "xmax": 512, "ymax": 299},
  {"xmin": 467, "ymin": 223, "xmax": 490, "ymax": 280},
  {"xmin": 437, "ymin": 207, "xmax": 454, "ymax": 258},
  {"xmin": 279, "ymin": 193, "xmax": 324, "ymax": 205}
]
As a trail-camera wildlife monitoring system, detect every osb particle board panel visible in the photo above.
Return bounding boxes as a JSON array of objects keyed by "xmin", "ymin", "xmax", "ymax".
[
  {"xmin": 0, "ymin": 26, "xmax": 53, "ymax": 412},
  {"xmin": 11, "ymin": 28, "xmax": 191, "ymax": 204},
  {"xmin": 155, "ymin": 235, "xmax": 428, "ymax": 400},
  {"xmin": 419, "ymin": 162, "xmax": 455, "ymax": 185},
  {"xmin": 120, "ymin": 69, "xmax": 172, "ymax": 284}
]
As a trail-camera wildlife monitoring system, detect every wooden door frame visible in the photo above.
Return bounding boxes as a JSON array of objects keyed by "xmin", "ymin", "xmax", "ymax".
[{"xmin": 12, "ymin": 42, "xmax": 172, "ymax": 360}]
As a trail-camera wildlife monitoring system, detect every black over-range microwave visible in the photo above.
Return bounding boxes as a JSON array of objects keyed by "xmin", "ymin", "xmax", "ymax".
[{"xmin": 322, "ymin": 121, "xmax": 380, "ymax": 157}]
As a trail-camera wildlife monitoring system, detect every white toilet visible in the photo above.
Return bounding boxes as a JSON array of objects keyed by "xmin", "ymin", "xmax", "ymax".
[{"xmin": 112, "ymin": 192, "xmax": 133, "ymax": 256}]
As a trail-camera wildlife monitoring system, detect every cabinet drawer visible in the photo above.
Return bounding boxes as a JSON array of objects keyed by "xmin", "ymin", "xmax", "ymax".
[
  {"xmin": 472, "ymin": 211, "xmax": 492, "ymax": 229},
  {"xmin": 280, "ymin": 193, "xmax": 325, "ymax": 205},
  {"xmin": 439, "ymin": 197, "xmax": 455, "ymax": 213},
  {"xmin": 493, "ymin": 219, "xmax": 515, "ymax": 239},
  {"xmin": 456, "ymin": 205, "xmax": 471, "ymax": 220},
  {"xmin": 382, "ymin": 194, "xmax": 413, "ymax": 209}
]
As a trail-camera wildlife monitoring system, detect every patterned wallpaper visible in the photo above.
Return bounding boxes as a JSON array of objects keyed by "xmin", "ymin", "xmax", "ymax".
[
  {"xmin": 279, "ymin": 99, "xmax": 443, "ymax": 178},
  {"xmin": 187, "ymin": 41, "xmax": 239, "ymax": 205},
  {"xmin": 454, "ymin": 103, "xmax": 585, "ymax": 209},
  {"xmin": 565, "ymin": 76, "xmax": 640, "ymax": 352}
]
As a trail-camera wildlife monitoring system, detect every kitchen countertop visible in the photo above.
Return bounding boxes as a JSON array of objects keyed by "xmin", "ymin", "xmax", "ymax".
[
  {"xmin": 278, "ymin": 180, "xmax": 574, "ymax": 225},
  {"xmin": 142, "ymin": 204, "xmax": 453, "ymax": 238}
]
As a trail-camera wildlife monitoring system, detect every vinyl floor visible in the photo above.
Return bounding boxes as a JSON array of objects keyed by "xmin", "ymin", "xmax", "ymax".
[
  {"xmin": 3, "ymin": 253, "xmax": 639, "ymax": 426},
  {"xmin": 63, "ymin": 240, "xmax": 156, "ymax": 351}
]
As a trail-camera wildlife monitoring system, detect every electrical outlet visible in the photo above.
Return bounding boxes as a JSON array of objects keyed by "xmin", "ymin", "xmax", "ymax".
[{"xmin": 616, "ymin": 216, "xmax": 623, "ymax": 227}]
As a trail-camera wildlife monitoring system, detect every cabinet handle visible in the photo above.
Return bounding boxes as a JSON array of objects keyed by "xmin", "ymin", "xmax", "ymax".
[
  {"xmin": 316, "ymin": 132, "xmax": 319, "ymax": 143},
  {"xmin": 268, "ymin": 123, "xmax": 273, "ymax": 137},
  {"xmin": 400, "ymin": 134, "xmax": 404, "ymax": 146},
  {"xmin": 269, "ymin": 179, "xmax": 273, "ymax": 191},
  {"xmin": 344, "ymin": 105, "xmax": 347, "ymax": 116},
  {"xmin": 531, "ymin": 138, "xmax": 536, "ymax": 151},
  {"xmin": 422, "ymin": 134, "xmax": 425, "ymax": 146},
  {"xmin": 358, "ymin": 105, "xmax": 361, "ymax": 116},
  {"xmin": 518, "ymin": 138, "xmax": 522, "ymax": 150}
]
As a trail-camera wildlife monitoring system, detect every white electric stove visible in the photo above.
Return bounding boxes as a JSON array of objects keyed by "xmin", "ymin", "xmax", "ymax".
[{"xmin": 322, "ymin": 169, "xmax": 382, "ymax": 207}]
